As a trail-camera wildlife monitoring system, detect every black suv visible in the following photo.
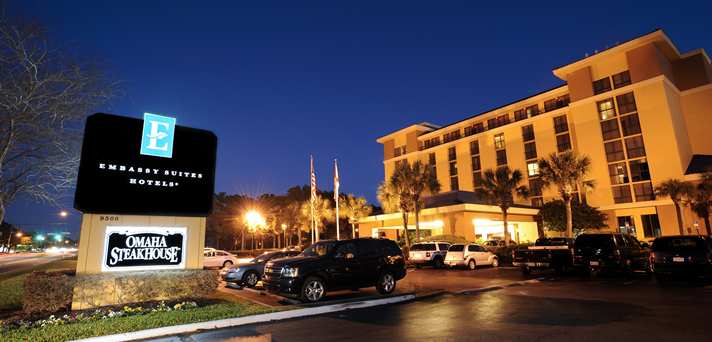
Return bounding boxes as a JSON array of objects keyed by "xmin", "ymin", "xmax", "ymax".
[
  {"xmin": 574, "ymin": 233, "xmax": 650, "ymax": 275},
  {"xmin": 651, "ymin": 235, "xmax": 712, "ymax": 281},
  {"xmin": 262, "ymin": 238, "xmax": 407, "ymax": 302}
]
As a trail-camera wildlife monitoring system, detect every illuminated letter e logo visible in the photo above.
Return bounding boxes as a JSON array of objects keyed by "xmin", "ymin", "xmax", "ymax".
[{"xmin": 140, "ymin": 113, "xmax": 176, "ymax": 158}]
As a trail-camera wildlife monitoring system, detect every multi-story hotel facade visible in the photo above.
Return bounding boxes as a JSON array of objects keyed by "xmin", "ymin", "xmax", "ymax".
[{"xmin": 358, "ymin": 30, "xmax": 712, "ymax": 243}]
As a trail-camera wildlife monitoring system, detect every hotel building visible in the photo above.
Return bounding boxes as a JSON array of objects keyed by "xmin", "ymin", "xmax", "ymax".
[{"xmin": 358, "ymin": 30, "xmax": 712, "ymax": 243}]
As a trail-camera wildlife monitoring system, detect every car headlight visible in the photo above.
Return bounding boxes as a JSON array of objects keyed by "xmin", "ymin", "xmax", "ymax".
[{"xmin": 281, "ymin": 266, "xmax": 299, "ymax": 278}]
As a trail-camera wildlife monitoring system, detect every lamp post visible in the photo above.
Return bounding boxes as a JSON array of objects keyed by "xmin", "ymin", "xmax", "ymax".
[{"xmin": 244, "ymin": 210, "xmax": 265, "ymax": 251}]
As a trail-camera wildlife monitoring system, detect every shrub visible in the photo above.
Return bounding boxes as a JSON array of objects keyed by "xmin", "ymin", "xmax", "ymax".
[
  {"xmin": 426, "ymin": 234, "xmax": 469, "ymax": 244},
  {"xmin": 23, "ymin": 271, "xmax": 75, "ymax": 314}
]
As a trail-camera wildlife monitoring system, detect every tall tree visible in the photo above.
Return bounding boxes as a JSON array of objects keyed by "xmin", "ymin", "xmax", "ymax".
[
  {"xmin": 299, "ymin": 195, "xmax": 334, "ymax": 242},
  {"xmin": 338, "ymin": 194, "xmax": 372, "ymax": 238},
  {"xmin": 692, "ymin": 171, "xmax": 712, "ymax": 235},
  {"xmin": 377, "ymin": 181, "xmax": 414, "ymax": 247},
  {"xmin": 538, "ymin": 151, "xmax": 593, "ymax": 238},
  {"xmin": 655, "ymin": 179, "xmax": 694, "ymax": 235},
  {"xmin": 390, "ymin": 161, "xmax": 440, "ymax": 242},
  {"xmin": 475, "ymin": 167, "xmax": 528, "ymax": 246},
  {"xmin": 538, "ymin": 200, "xmax": 607, "ymax": 236},
  {"xmin": 0, "ymin": 15, "xmax": 113, "ymax": 224}
]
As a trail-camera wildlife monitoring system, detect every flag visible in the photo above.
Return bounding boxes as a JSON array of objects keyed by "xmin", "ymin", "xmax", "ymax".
[
  {"xmin": 310, "ymin": 155, "xmax": 317, "ymax": 204},
  {"xmin": 334, "ymin": 159, "xmax": 340, "ymax": 240}
]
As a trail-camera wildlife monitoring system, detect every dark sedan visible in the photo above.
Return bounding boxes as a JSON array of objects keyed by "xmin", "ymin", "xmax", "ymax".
[
  {"xmin": 651, "ymin": 235, "xmax": 712, "ymax": 282},
  {"xmin": 223, "ymin": 250, "xmax": 300, "ymax": 287}
]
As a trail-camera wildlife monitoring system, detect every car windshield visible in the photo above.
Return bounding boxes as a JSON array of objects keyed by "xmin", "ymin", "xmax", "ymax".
[
  {"xmin": 448, "ymin": 245, "xmax": 464, "ymax": 252},
  {"xmin": 410, "ymin": 244, "xmax": 436, "ymax": 251},
  {"xmin": 536, "ymin": 238, "xmax": 569, "ymax": 246},
  {"xmin": 576, "ymin": 235, "xmax": 615, "ymax": 249},
  {"xmin": 252, "ymin": 252, "xmax": 278, "ymax": 263},
  {"xmin": 300, "ymin": 242, "xmax": 336, "ymax": 257},
  {"xmin": 652, "ymin": 237, "xmax": 706, "ymax": 252}
]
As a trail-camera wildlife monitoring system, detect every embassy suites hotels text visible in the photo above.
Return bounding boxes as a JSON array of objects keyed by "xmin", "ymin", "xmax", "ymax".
[{"xmin": 98, "ymin": 162, "xmax": 204, "ymax": 188}]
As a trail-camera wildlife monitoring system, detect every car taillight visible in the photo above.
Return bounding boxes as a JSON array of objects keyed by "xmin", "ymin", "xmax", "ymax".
[{"xmin": 426, "ymin": 252, "xmax": 431, "ymax": 258}]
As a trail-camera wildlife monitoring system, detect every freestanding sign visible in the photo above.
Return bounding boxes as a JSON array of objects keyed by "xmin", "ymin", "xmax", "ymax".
[{"xmin": 73, "ymin": 113, "xmax": 217, "ymax": 276}]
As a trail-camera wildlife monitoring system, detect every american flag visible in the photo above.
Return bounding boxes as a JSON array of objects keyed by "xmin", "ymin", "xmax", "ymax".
[
  {"xmin": 310, "ymin": 155, "xmax": 317, "ymax": 204},
  {"xmin": 333, "ymin": 159, "xmax": 339, "ymax": 201}
]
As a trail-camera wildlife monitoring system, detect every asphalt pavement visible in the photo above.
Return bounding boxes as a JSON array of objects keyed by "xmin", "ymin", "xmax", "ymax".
[
  {"xmin": 0, "ymin": 253, "xmax": 69, "ymax": 278},
  {"xmin": 152, "ymin": 270, "xmax": 712, "ymax": 342}
]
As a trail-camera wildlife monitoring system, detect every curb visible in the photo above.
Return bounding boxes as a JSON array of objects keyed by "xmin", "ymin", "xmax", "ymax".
[
  {"xmin": 456, "ymin": 277, "xmax": 544, "ymax": 295},
  {"xmin": 70, "ymin": 293, "xmax": 417, "ymax": 342}
]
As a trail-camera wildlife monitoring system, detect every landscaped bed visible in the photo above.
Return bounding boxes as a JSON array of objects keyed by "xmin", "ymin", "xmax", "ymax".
[{"xmin": 0, "ymin": 258, "xmax": 276, "ymax": 342}]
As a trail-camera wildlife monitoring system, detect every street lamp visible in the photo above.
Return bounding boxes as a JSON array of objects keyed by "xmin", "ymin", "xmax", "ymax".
[
  {"xmin": 59, "ymin": 210, "xmax": 69, "ymax": 218},
  {"xmin": 281, "ymin": 223, "xmax": 287, "ymax": 249},
  {"xmin": 244, "ymin": 210, "xmax": 265, "ymax": 250}
]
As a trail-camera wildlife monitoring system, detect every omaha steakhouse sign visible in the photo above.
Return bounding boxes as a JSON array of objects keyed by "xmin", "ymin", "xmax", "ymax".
[{"xmin": 103, "ymin": 227, "xmax": 187, "ymax": 272}]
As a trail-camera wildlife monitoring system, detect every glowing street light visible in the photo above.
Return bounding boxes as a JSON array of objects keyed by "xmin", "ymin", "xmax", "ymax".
[
  {"xmin": 35, "ymin": 235, "xmax": 45, "ymax": 241},
  {"xmin": 15, "ymin": 232, "xmax": 22, "ymax": 238},
  {"xmin": 54, "ymin": 234, "xmax": 63, "ymax": 242},
  {"xmin": 59, "ymin": 210, "xmax": 69, "ymax": 218},
  {"xmin": 244, "ymin": 210, "xmax": 265, "ymax": 250}
]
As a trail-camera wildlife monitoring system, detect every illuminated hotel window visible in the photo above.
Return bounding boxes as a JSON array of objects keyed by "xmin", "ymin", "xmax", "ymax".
[
  {"xmin": 620, "ymin": 114, "xmax": 641, "ymax": 136},
  {"xmin": 625, "ymin": 136, "xmax": 646, "ymax": 158},
  {"xmin": 593, "ymin": 77, "xmax": 612, "ymax": 95},
  {"xmin": 496, "ymin": 149, "xmax": 507, "ymax": 166},
  {"xmin": 522, "ymin": 124, "xmax": 535, "ymax": 142},
  {"xmin": 633, "ymin": 182, "xmax": 655, "ymax": 201},
  {"xmin": 597, "ymin": 99, "xmax": 616, "ymax": 120},
  {"xmin": 524, "ymin": 142, "xmax": 537, "ymax": 160},
  {"xmin": 553, "ymin": 115, "xmax": 569, "ymax": 134},
  {"xmin": 556, "ymin": 134, "xmax": 572, "ymax": 152},
  {"xmin": 612, "ymin": 71, "xmax": 632, "ymax": 89},
  {"xmin": 612, "ymin": 185, "xmax": 633, "ymax": 203},
  {"xmin": 604, "ymin": 140, "xmax": 625, "ymax": 162},
  {"xmin": 608, "ymin": 162, "xmax": 629, "ymax": 184},
  {"xmin": 616, "ymin": 92, "xmax": 637, "ymax": 114},
  {"xmin": 527, "ymin": 162, "xmax": 539, "ymax": 176},
  {"xmin": 600, "ymin": 119, "xmax": 621, "ymax": 141},
  {"xmin": 525, "ymin": 105, "xmax": 540, "ymax": 117},
  {"xmin": 494, "ymin": 133, "xmax": 505, "ymax": 150}
]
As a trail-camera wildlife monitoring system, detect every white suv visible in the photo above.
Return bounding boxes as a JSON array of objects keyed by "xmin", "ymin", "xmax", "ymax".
[
  {"xmin": 408, "ymin": 242, "xmax": 451, "ymax": 269},
  {"xmin": 445, "ymin": 244, "xmax": 499, "ymax": 270}
]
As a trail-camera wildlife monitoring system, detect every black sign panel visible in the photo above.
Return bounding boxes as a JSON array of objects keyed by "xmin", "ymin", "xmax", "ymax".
[
  {"xmin": 104, "ymin": 229, "xmax": 185, "ymax": 270},
  {"xmin": 74, "ymin": 113, "xmax": 217, "ymax": 216}
]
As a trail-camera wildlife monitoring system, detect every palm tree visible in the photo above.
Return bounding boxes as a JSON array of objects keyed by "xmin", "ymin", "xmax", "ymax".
[
  {"xmin": 655, "ymin": 179, "xmax": 694, "ymax": 235},
  {"xmin": 390, "ymin": 161, "xmax": 440, "ymax": 242},
  {"xmin": 299, "ymin": 195, "xmax": 334, "ymax": 242},
  {"xmin": 538, "ymin": 151, "xmax": 593, "ymax": 238},
  {"xmin": 339, "ymin": 194, "xmax": 373, "ymax": 238},
  {"xmin": 377, "ymin": 181, "xmax": 414, "ymax": 247},
  {"xmin": 475, "ymin": 167, "xmax": 528, "ymax": 246},
  {"xmin": 692, "ymin": 172, "xmax": 712, "ymax": 235}
]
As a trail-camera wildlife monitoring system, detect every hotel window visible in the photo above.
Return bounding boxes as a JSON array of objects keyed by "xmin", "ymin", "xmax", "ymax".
[
  {"xmin": 471, "ymin": 140, "xmax": 481, "ymax": 189},
  {"xmin": 470, "ymin": 140, "xmax": 480, "ymax": 155},
  {"xmin": 428, "ymin": 152, "xmax": 437, "ymax": 177},
  {"xmin": 553, "ymin": 115, "xmax": 568, "ymax": 134},
  {"xmin": 448, "ymin": 147, "xmax": 458, "ymax": 191},
  {"xmin": 529, "ymin": 178, "xmax": 543, "ymax": 196},
  {"xmin": 597, "ymin": 99, "xmax": 616, "ymax": 120},
  {"xmin": 488, "ymin": 114, "xmax": 509, "ymax": 129},
  {"xmin": 527, "ymin": 162, "xmax": 539, "ymax": 177},
  {"xmin": 624, "ymin": 136, "xmax": 646, "ymax": 158},
  {"xmin": 612, "ymin": 71, "xmax": 631, "ymax": 89},
  {"xmin": 633, "ymin": 182, "xmax": 655, "ymax": 201},
  {"xmin": 514, "ymin": 109, "xmax": 527, "ymax": 121},
  {"xmin": 394, "ymin": 145, "xmax": 406, "ymax": 157},
  {"xmin": 641, "ymin": 214, "xmax": 662, "ymax": 238},
  {"xmin": 620, "ymin": 114, "xmax": 641, "ymax": 136},
  {"xmin": 524, "ymin": 142, "xmax": 537, "ymax": 160},
  {"xmin": 608, "ymin": 162, "xmax": 629, "ymax": 184},
  {"xmin": 593, "ymin": 77, "xmax": 612, "ymax": 95},
  {"xmin": 629, "ymin": 159, "xmax": 651, "ymax": 182},
  {"xmin": 616, "ymin": 92, "xmax": 637, "ymax": 114},
  {"xmin": 494, "ymin": 133, "xmax": 505, "ymax": 150},
  {"xmin": 525, "ymin": 105, "xmax": 539, "ymax": 117},
  {"xmin": 465, "ymin": 123, "xmax": 485, "ymax": 136},
  {"xmin": 600, "ymin": 119, "xmax": 621, "ymax": 141},
  {"xmin": 424, "ymin": 137, "xmax": 441, "ymax": 149},
  {"xmin": 473, "ymin": 172, "xmax": 483, "ymax": 189},
  {"xmin": 617, "ymin": 216, "xmax": 636, "ymax": 235},
  {"xmin": 471, "ymin": 155, "xmax": 481, "ymax": 171},
  {"xmin": 522, "ymin": 125, "xmax": 535, "ymax": 142},
  {"xmin": 612, "ymin": 185, "xmax": 633, "ymax": 204},
  {"xmin": 556, "ymin": 134, "xmax": 572, "ymax": 152},
  {"xmin": 496, "ymin": 149, "xmax": 507, "ymax": 166},
  {"xmin": 531, "ymin": 198, "xmax": 544, "ymax": 207},
  {"xmin": 604, "ymin": 140, "xmax": 625, "ymax": 162}
]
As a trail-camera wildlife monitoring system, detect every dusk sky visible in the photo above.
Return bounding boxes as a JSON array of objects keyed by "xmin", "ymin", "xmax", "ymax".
[{"xmin": 5, "ymin": 0, "xmax": 711, "ymax": 238}]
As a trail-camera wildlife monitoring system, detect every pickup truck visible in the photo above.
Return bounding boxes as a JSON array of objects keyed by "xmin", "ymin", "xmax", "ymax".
[{"xmin": 513, "ymin": 237, "xmax": 575, "ymax": 275}]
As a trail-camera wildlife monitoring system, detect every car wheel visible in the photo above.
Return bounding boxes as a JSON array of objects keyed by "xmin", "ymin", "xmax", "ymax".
[
  {"xmin": 222, "ymin": 260, "xmax": 233, "ymax": 269},
  {"xmin": 243, "ymin": 271, "xmax": 259, "ymax": 288},
  {"xmin": 468, "ymin": 259, "xmax": 476, "ymax": 271},
  {"xmin": 415, "ymin": 264, "xmax": 422, "ymax": 269},
  {"xmin": 433, "ymin": 257, "xmax": 444, "ymax": 269},
  {"xmin": 376, "ymin": 272, "xmax": 396, "ymax": 295},
  {"xmin": 521, "ymin": 266, "xmax": 531, "ymax": 275},
  {"xmin": 300, "ymin": 276, "xmax": 326, "ymax": 303},
  {"xmin": 491, "ymin": 258, "xmax": 499, "ymax": 268}
]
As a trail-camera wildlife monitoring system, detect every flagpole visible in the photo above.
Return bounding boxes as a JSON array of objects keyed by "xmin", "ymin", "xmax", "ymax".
[
  {"xmin": 310, "ymin": 155, "xmax": 317, "ymax": 244},
  {"xmin": 334, "ymin": 159, "xmax": 340, "ymax": 240}
]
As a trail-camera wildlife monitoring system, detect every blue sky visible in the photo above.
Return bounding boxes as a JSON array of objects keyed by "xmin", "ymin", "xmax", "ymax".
[{"xmin": 5, "ymin": 0, "xmax": 712, "ymax": 238}]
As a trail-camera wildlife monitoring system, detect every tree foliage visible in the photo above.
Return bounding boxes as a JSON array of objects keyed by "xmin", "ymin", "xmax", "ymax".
[
  {"xmin": 389, "ymin": 160, "xmax": 440, "ymax": 241},
  {"xmin": 475, "ymin": 166, "xmax": 528, "ymax": 246},
  {"xmin": 538, "ymin": 200, "xmax": 607, "ymax": 235}
]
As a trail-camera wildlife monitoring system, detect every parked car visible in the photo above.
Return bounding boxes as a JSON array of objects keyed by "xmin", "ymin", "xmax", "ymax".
[
  {"xmin": 513, "ymin": 237, "xmax": 575, "ymax": 275},
  {"xmin": 651, "ymin": 235, "xmax": 712, "ymax": 282},
  {"xmin": 444, "ymin": 244, "xmax": 499, "ymax": 270},
  {"xmin": 408, "ymin": 241, "xmax": 451, "ymax": 268},
  {"xmin": 483, "ymin": 239, "xmax": 517, "ymax": 251},
  {"xmin": 573, "ymin": 233, "xmax": 650, "ymax": 276},
  {"xmin": 222, "ymin": 250, "xmax": 301, "ymax": 287},
  {"xmin": 262, "ymin": 238, "xmax": 407, "ymax": 303},
  {"xmin": 203, "ymin": 249, "xmax": 240, "ymax": 269}
]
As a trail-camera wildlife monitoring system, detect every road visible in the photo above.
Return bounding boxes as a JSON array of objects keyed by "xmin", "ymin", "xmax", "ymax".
[
  {"xmin": 0, "ymin": 253, "xmax": 70, "ymax": 278},
  {"xmin": 154, "ymin": 271, "xmax": 712, "ymax": 342}
]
